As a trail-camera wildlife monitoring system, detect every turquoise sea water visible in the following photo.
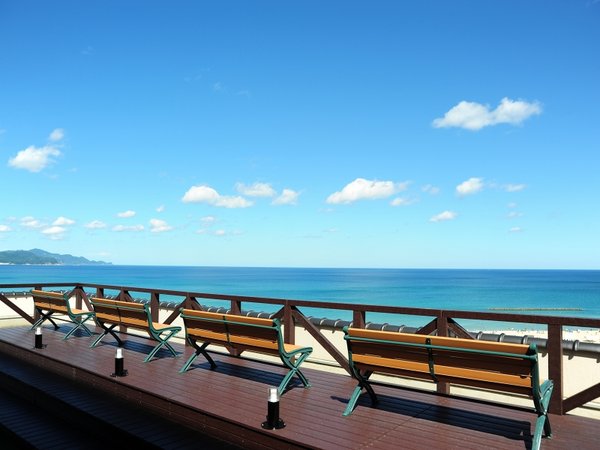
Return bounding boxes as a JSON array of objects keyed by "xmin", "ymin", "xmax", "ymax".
[{"xmin": 1, "ymin": 265, "xmax": 599, "ymax": 331}]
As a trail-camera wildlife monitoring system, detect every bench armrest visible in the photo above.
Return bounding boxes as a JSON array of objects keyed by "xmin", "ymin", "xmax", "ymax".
[
  {"xmin": 284, "ymin": 345, "xmax": 313, "ymax": 357},
  {"xmin": 540, "ymin": 379, "xmax": 554, "ymax": 399}
]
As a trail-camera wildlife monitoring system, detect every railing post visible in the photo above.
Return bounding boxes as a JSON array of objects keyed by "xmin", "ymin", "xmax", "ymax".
[
  {"xmin": 352, "ymin": 310, "xmax": 366, "ymax": 328},
  {"xmin": 119, "ymin": 290, "xmax": 130, "ymax": 333},
  {"xmin": 437, "ymin": 312, "xmax": 449, "ymax": 337},
  {"xmin": 437, "ymin": 312, "xmax": 450, "ymax": 395},
  {"xmin": 150, "ymin": 292, "xmax": 160, "ymax": 322},
  {"xmin": 74, "ymin": 286, "xmax": 83, "ymax": 309},
  {"xmin": 32, "ymin": 285, "xmax": 42, "ymax": 324},
  {"xmin": 184, "ymin": 294, "xmax": 195, "ymax": 309},
  {"xmin": 230, "ymin": 299, "xmax": 241, "ymax": 315},
  {"xmin": 283, "ymin": 302, "xmax": 295, "ymax": 345},
  {"xmin": 548, "ymin": 324, "xmax": 564, "ymax": 414}
]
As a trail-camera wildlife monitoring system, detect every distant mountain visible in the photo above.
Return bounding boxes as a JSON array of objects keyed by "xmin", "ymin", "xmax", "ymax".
[{"xmin": 0, "ymin": 249, "xmax": 111, "ymax": 265}]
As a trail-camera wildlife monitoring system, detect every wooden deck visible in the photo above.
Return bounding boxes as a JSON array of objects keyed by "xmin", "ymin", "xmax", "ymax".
[{"xmin": 0, "ymin": 323, "xmax": 597, "ymax": 449}]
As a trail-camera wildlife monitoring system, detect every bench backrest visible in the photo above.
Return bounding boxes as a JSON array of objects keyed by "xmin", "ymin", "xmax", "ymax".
[
  {"xmin": 91, "ymin": 297, "xmax": 151, "ymax": 331},
  {"xmin": 180, "ymin": 309, "xmax": 281, "ymax": 352},
  {"xmin": 31, "ymin": 289, "xmax": 71, "ymax": 315},
  {"xmin": 344, "ymin": 327, "xmax": 539, "ymax": 396}
]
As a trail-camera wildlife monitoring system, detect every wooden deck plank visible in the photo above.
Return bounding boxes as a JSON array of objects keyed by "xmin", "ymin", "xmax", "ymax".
[{"xmin": 1, "ymin": 324, "xmax": 598, "ymax": 449}]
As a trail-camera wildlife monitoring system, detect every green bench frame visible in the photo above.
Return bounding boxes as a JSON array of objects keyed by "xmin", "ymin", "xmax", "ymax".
[
  {"xmin": 31, "ymin": 289, "xmax": 95, "ymax": 340},
  {"xmin": 179, "ymin": 308, "xmax": 313, "ymax": 395},
  {"xmin": 90, "ymin": 297, "xmax": 181, "ymax": 363},
  {"xmin": 343, "ymin": 327, "xmax": 554, "ymax": 450}
]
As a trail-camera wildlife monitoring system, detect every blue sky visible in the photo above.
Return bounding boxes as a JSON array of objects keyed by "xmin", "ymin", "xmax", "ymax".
[{"xmin": 1, "ymin": 1, "xmax": 599, "ymax": 268}]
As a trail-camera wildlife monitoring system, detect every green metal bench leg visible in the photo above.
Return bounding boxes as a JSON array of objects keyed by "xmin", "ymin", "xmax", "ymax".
[
  {"xmin": 63, "ymin": 314, "xmax": 94, "ymax": 340},
  {"xmin": 531, "ymin": 378, "xmax": 553, "ymax": 449},
  {"xmin": 144, "ymin": 327, "xmax": 181, "ymax": 363},
  {"xmin": 145, "ymin": 343, "xmax": 165, "ymax": 362},
  {"xmin": 343, "ymin": 369, "xmax": 378, "ymax": 416},
  {"xmin": 31, "ymin": 310, "xmax": 59, "ymax": 331},
  {"xmin": 343, "ymin": 385, "xmax": 365, "ymax": 416},
  {"xmin": 342, "ymin": 379, "xmax": 379, "ymax": 417},
  {"xmin": 162, "ymin": 340, "xmax": 178, "ymax": 357},
  {"xmin": 532, "ymin": 414, "xmax": 550, "ymax": 450},
  {"xmin": 90, "ymin": 323, "xmax": 121, "ymax": 348},
  {"xmin": 278, "ymin": 350, "xmax": 312, "ymax": 394},
  {"xmin": 179, "ymin": 340, "xmax": 216, "ymax": 372}
]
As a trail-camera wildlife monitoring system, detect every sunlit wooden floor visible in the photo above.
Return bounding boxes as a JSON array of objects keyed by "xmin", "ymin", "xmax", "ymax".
[{"xmin": 1, "ymin": 324, "xmax": 597, "ymax": 449}]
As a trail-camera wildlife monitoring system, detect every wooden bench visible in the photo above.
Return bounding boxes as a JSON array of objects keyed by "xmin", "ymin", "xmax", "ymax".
[
  {"xmin": 30, "ymin": 289, "xmax": 95, "ymax": 340},
  {"xmin": 343, "ymin": 327, "xmax": 554, "ymax": 450},
  {"xmin": 179, "ymin": 309, "xmax": 313, "ymax": 395},
  {"xmin": 90, "ymin": 297, "xmax": 181, "ymax": 363}
]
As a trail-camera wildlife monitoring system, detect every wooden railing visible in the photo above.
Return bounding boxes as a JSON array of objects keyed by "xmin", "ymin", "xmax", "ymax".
[{"xmin": 1, "ymin": 281, "xmax": 599, "ymax": 416}]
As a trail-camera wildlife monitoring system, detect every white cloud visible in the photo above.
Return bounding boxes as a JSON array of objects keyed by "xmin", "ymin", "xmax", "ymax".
[
  {"xmin": 85, "ymin": 220, "xmax": 107, "ymax": 229},
  {"xmin": 326, "ymin": 178, "xmax": 409, "ymax": 204},
  {"xmin": 8, "ymin": 145, "xmax": 61, "ymax": 172},
  {"xmin": 432, "ymin": 97, "xmax": 542, "ymax": 130},
  {"xmin": 509, "ymin": 226, "xmax": 523, "ymax": 233},
  {"xmin": 21, "ymin": 217, "xmax": 44, "ymax": 229},
  {"xmin": 504, "ymin": 183, "xmax": 526, "ymax": 192},
  {"xmin": 49, "ymin": 128, "xmax": 65, "ymax": 142},
  {"xmin": 201, "ymin": 216, "xmax": 217, "ymax": 225},
  {"xmin": 117, "ymin": 210, "xmax": 136, "ymax": 218},
  {"xmin": 149, "ymin": 219, "xmax": 173, "ymax": 233},
  {"xmin": 236, "ymin": 182, "xmax": 276, "ymax": 197},
  {"xmin": 156, "ymin": 205, "xmax": 165, "ymax": 213},
  {"xmin": 0, "ymin": 225, "xmax": 11, "ymax": 232},
  {"xmin": 53, "ymin": 216, "xmax": 75, "ymax": 226},
  {"xmin": 272, "ymin": 189, "xmax": 300, "ymax": 205},
  {"xmin": 197, "ymin": 227, "xmax": 241, "ymax": 237},
  {"xmin": 112, "ymin": 224, "xmax": 144, "ymax": 232},
  {"xmin": 42, "ymin": 226, "xmax": 66, "ymax": 239},
  {"xmin": 430, "ymin": 211, "xmax": 457, "ymax": 222},
  {"xmin": 456, "ymin": 177, "xmax": 484, "ymax": 196},
  {"xmin": 422, "ymin": 184, "xmax": 440, "ymax": 195},
  {"xmin": 507, "ymin": 211, "xmax": 523, "ymax": 219},
  {"xmin": 390, "ymin": 197, "xmax": 415, "ymax": 207},
  {"xmin": 182, "ymin": 185, "xmax": 253, "ymax": 208}
]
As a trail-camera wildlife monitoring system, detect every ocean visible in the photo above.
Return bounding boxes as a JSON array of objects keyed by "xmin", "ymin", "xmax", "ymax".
[{"xmin": 1, "ymin": 265, "xmax": 599, "ymax": 331}]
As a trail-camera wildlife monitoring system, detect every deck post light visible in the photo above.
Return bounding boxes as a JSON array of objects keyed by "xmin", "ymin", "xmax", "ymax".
[
  {"xmin": 34, "ymin": 327, "xmax": 44, "ymax": 349},
  {"xmin": 261, "ymin": 387, "xmax": 285, "ymax": 430},
  {"xmin": 112, "ymin": 347, "xmax": 128, "ymax": 377}
]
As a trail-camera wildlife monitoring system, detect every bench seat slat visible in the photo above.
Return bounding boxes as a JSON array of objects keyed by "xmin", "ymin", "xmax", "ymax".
[
  {"xmin": 347, "ymin": 328, "xmax": 531, "ymax": 355},
  {"xmin": 187, "ymin": 328, "xmax": 230, "ymax": 344},
  {"xmin": 228, "ymin": 334, "xmax": 278, "ymax": 350},
  {"xmin": 352, "ymin": 345, "xmax": 532, "ymax": 377},
  {"xmin": 95, "ymin": 312, "xmax": 120, "ymax": 322},
  {"xmin": 352, "ymin": 354, "xmax": 532, "ymax": 388}
]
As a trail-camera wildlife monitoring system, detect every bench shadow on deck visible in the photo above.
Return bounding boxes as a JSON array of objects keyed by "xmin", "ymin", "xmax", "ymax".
[{"xmin": 0, "ymin": 324, "xmax": 597, "ymax": 450}]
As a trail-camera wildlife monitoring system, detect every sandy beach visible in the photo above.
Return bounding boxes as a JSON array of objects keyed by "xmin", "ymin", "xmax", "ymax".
[{"xmin": 487, "ymin": 328, "xmax": 600, "ymax": 343}]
